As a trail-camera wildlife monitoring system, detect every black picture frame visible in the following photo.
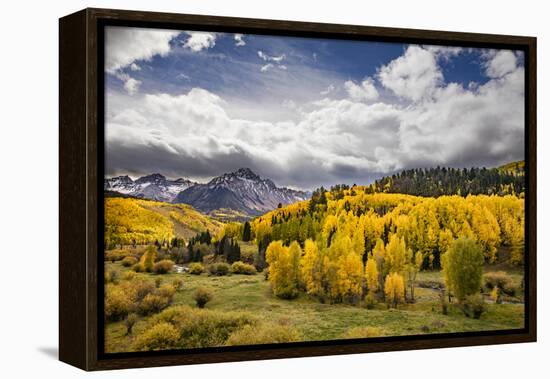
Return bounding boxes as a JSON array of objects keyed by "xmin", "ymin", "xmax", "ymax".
[{"xmin": 59, "ymin": 7, "xmax": 537, "ymax": 371}]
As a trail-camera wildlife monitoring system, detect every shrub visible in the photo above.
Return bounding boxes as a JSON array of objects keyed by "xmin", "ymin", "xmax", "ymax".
[
  {"xmin": 172, "ymin": 279, "xmax": 184, "ymax": 291},
  {"xmin": 342, "ymin": 326, "xmax": 384, "ymax": 339},
  {"xmin": 442, "ymin": 237, "xmax": 484, "ymax": 301},
  {"xmin": 125, "ymin": 313, "xmax": 139, "ymax": 335},
  {"xmin": 122, "ymin": 270, "xmax": 136, "ymax": 281},
  {"xmin": 231, "ymin": 261, "xmax": 257, "ymax": 275},
  {"xmin": 138, "ymin": 294, "xmax": 171, "ymax": 315},
  {"xmin": 105, "ymin": 249, "xmax": 127, "ymax": 262},
  {"xmin": 484, "ymin": 271, "xmax": 516, "ymax": 295},
  {"xmin": 240, "ymin": 250, "xmax": 256, "ymax": 264},
  {"xmin": 154, "ymin": 277, "xmax": 163, "ymax": 288},
  {"xmin": 132, "ymin": 280, "xmax": 156, "ymax": 302},
  {"xmin": 188, "ymin": 262, "xmax": 204, "ymax": 275},
  {"xmin": 131, "ymin": 263, "xmax": 144, "ymax": 273},
  {"xmin": 148, "ymin": 305, "xmax": 257, "ymax": 348},
  {"xmin": 105, "ymin": 284, "xmax": 132, "ymax": 321},
  {"xmin": 484, "ymin": 271, "xmax": 512, "ymax": 289},
  {"xmin": 105, "ymin": 270, "xmax": 120, "ymax": 284},
  {"xmin": 461, "ymin": 294, "xmax": 488, "ymax": 319},
  {"xmin": 207, "ymin": 262, "xmax": 230, "ymax": 276},
  {"xmin": 121, "ymin": 256, "xmax": 138, "ymax": 267},
  {"xmin": 153, "ymin": 259, "xmax": 175, "ymax": 274},
  {"xmin": 193, "ymin": 287, "xmax": 213, "ymax": 308},
  {"xmin": 132, "ymin": 322, "xmax": 179, "ymax": 351},
  {"xmin": 365, "ymin": 292, "xmax": 377, "ymax": 309},
  {"xmin": 226, "ymin": 323, "xmax": 301, "ymax": 346},
  {"xmin": 157, "ymin": 284, "xmax": 176, "ymax": 299}
]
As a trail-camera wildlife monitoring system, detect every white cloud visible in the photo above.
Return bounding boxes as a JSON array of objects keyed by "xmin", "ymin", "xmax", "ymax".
[
  {"xmin": 234, "ymin": 34, "xmax": 246, "ymax": 46},
  {"xmin": 484, "ymin": 50, "xmax": 517, "ymax": 78},
  {"xmin": 320, "ymin": 84, "xmax": 335, "ymax": 96},
  {"xmin": 177, "ymin": 73, "xmax": 191, "ymax": 81},
  {"xmin": 260, "ymin": 63, "xmax": 274, "ymax": 72},
  {"xmin": 258, "ymin": 51, "xmax": 285, "ymax": 62},
  {"xmin": 378, "ymin": 45, "xmax": 443, "ymax": 102},
  {"xmin": 344, "ymin": 78, "xmax": 379, "ymax": 102},
  {"xmin": 278, "ymin": 65, "xmax": 288, "ymax": 70},
  {"xmin": 183, "ymin": 32, "xmax": 217, "ymax": 52},
  {"xmin": 123, "ymin": 78, "xmax": 142, "ymax": 96},
  {"xmin": 129, "ymin": 63, "xmax": 141, "ymax": 71},
  {"xmin": 105, "ymin": 27, "xmax": 180, "ymax": 73}
]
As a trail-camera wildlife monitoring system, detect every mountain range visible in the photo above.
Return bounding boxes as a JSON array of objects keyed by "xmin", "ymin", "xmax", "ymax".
[
  {"xmin": 104, "ymin": 173, "xmax": 195, "ymax": 203},
  {"xmin": 104, "ymin": 168, "xmax": 309, "ymax": 218}
]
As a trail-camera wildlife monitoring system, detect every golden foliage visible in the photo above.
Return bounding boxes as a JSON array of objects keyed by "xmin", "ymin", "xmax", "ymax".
[{"xmin": 384, "ymin": 272, "xmax": 405, "ymax": 308}]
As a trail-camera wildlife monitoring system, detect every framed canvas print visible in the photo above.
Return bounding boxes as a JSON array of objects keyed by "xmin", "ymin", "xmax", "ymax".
[{"xmin": 59, "ymin": 8, "xmax": 536, "ymax": 371}]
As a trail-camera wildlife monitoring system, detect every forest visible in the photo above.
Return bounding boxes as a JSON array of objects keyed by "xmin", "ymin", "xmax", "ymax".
[{"xmin": 103, "ymin": 166, "xmax": 526, "ymax": 353}]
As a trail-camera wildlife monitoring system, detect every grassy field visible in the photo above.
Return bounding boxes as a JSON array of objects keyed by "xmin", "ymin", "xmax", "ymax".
[{"xmin": 104, "ymin": 261, "xmax": 525, "ymax": 353}]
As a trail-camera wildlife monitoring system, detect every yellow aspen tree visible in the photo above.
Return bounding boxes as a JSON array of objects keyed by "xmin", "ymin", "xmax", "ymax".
[
  {"xmin": 385, "ymin": 234, "xmax": 407, "ymax": 275},
  {"xmin": 301, "ymin": 239, "xmax": 322, "ymax": 297},
  {"xmin": 384, "ymin": 272, "xmax": 405, "ymax": 308},
  {"xmin": 372, "ymin": 238, "xmax": 386, "ymax": 292},
  {"xmin": 365, "ymin": 253, "xmax": 379, "ymax": 293},
  {"xmin": 266, "ymin": 241, "xmax": 300, "ymax": 299}
]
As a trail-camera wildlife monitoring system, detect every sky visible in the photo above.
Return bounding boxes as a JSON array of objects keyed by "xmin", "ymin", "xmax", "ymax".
[{"xmin": 104, "ymin": 26, "xmax": 525, "ymax": 191}]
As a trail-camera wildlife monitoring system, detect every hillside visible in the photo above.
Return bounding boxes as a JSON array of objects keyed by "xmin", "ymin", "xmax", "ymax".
[
  {"xmin": 104, "ymin": 198, "xmax": 224, "ymax": 247},
  {"xmin": 251, "ymin": 188, "xmax": 525, "ymax": 269},
  {"xmin": 369, "ymin": 163, "xmax": 524, "ymax": 197},
  {"xmin": 498, "ymin": 160, "xmax": 525, "ymax": 175}
]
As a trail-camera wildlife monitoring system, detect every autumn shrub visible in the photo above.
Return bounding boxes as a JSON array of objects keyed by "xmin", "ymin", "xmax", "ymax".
[
  {"xmin": 342, "ymin": 326, "xmax": 384, "ymax": 339},
  {"xmin": 226, "ymin": 323, "xmax": 301, "ymax": 346},
  {"xmin": 147, "ymin": 305, "xmax": 257, "ymax": 348},
  {"xmin": 460, "ymin": 294, "xmax": 487, "ymax": 319},
  {"xmin": 188, "ymin": 262, "xmax": 204, "ymax": 275},
  {"xmin": 207, "ymin": 262, "xmax": 230, "ymax": 276},
  {"xmin": 132, "ymin": 280, "xmax": 156, "ymax": 302},
  {"xmin": 138, "ymin": 293, "xmax": 171, "ymax": 315},
  {"xmin": 131, "ymin": 263, "xmax": 143, "ymax": 273},
  {"xmin": 125, "ymin": 313, "xmax": 139, "ymax": 335},
  {"xmin": 132, "ymin": 322, "xmax": 179, "ymax": 351},
  {"xmin": 105, "ymin": 284, "xmax": 132, "ymax": 321},
  {"xmin": 105, "ymin": 269, "xmax": 120, "ymax": 284},
  {"xmin": 154, "ymin": 277, "xmax": 163, "ymax": 288},
  {"xmin": 239, "ymin": 250, "xmax": 256, "ymax": 264},
  {"xmin": 231, "ymin": 261, "xmax": 257, "ymax": 275},
  {"xmin": 172, "ymin": 278, "xmax": 184, "ymax": 291},
  {"xmin": 105, "ymin": 249, "xmax": 127, "ymax": 262},
  {"xmin": 157, "ymin": 284, "xmax": 176, "ymax": 299},
  {"xmin": 193, "ymin": 287, "xmax": 213, "ymax": 308},
  {"xmin": 122, "ymin": 270, "xmax": 136, "ymax": 281},
  {"xmin": 153, "ymin": 259, "xmax": 175, "ymax": 274},
  {"xmin": 365, "ymin": 292, "xmax": 377, "ymax": 309},
  {"xmin": 121, "ymin": 256, "xmax": 138, "ymax": 267},
  {"xmin": 483, "ymin": 271, "xmax": 516, "ymax": 295}
]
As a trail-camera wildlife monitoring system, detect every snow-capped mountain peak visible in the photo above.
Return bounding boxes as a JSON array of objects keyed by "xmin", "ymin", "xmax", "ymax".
[
  {"xmin": 174, "ymin": 168, "xmax": 309, "ymax": 217},
  {"xmin": 104, "ymin": 173, "xmax": 196, "ymax": 202}
]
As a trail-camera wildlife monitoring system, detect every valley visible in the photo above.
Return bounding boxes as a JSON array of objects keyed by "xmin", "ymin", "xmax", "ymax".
[{"xmin": 103, "ymin": 162, "xmax": 526, "ymax": 352}]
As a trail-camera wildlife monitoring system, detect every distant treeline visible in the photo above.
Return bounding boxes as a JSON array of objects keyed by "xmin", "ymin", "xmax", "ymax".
[{"xmin": 368, "ymin": 165, "xmax": 524, "ymax": 197}]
